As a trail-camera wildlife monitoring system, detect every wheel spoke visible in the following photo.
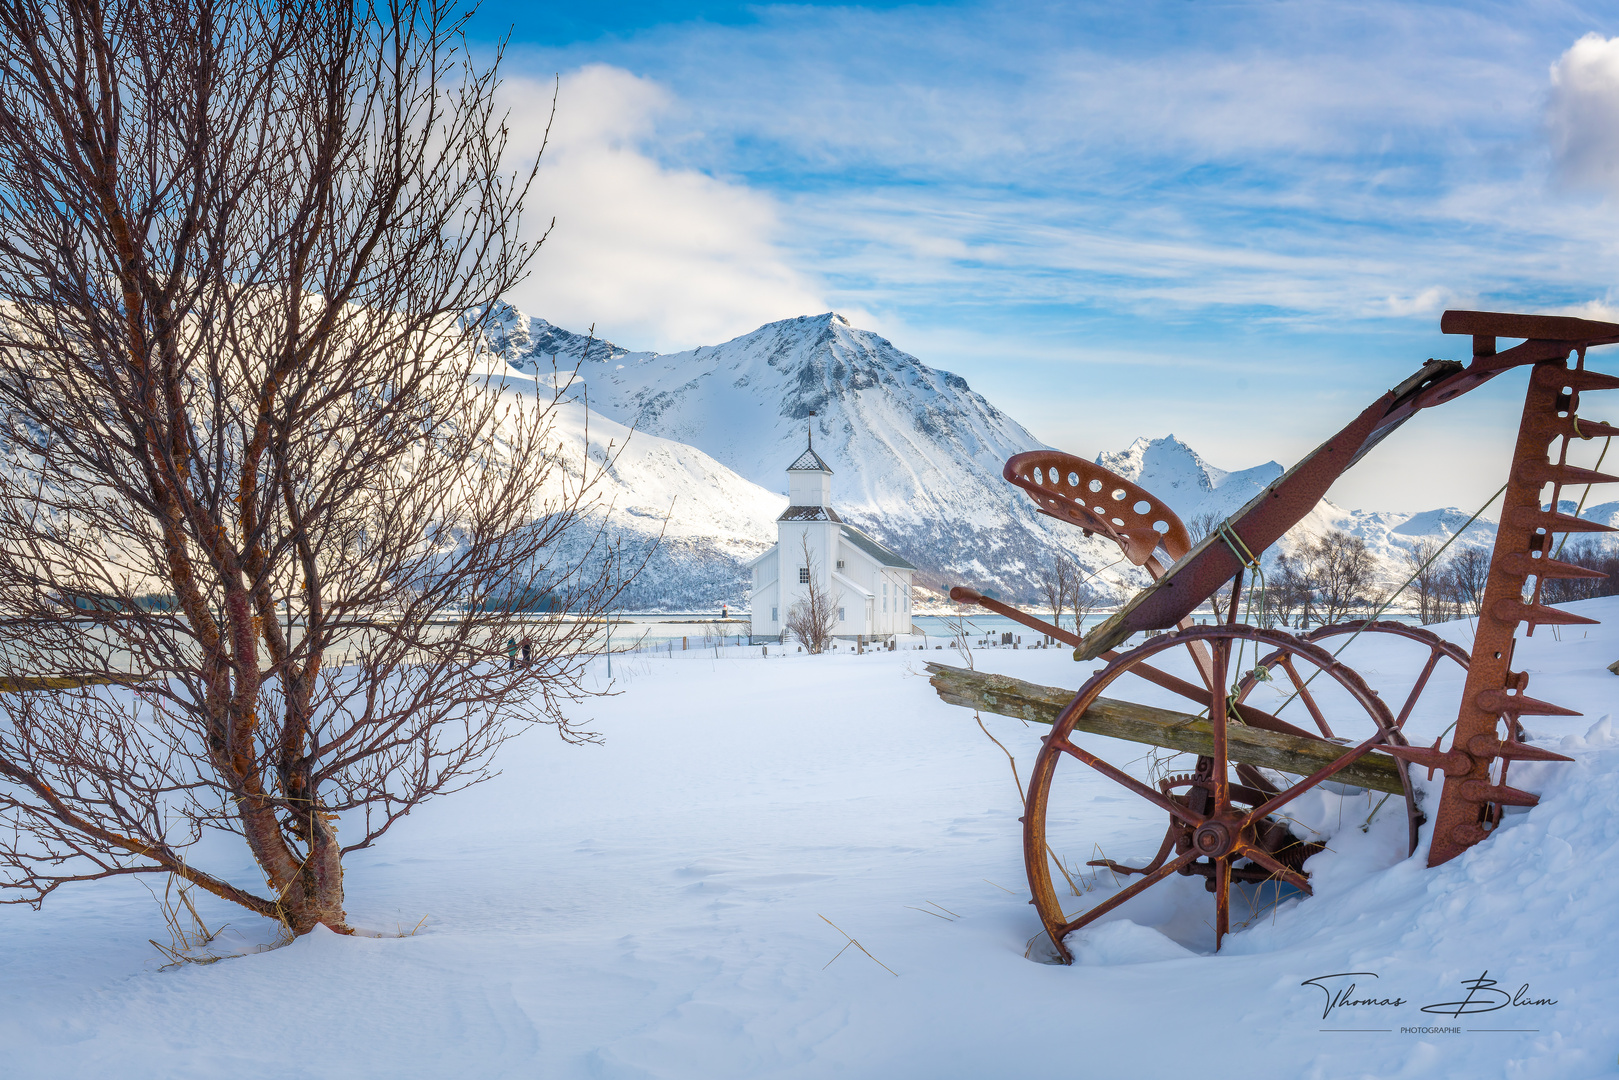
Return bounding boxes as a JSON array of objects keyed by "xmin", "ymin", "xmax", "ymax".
[
  {"xmin": 1214, "ymin": 856, "xmax": 1231, "ymax": 950},
  {"xmin": 1395, "ymin": 650, "xmax": 1443, "ymax": 728},
  {"xmin": 1185, "ymin": 638, "xmax": 1216, "ymax": 692},
  {"xmin": 1209, "ymin": 636, "xmax": 1230, "ymax": 813},
  {"xmin": 1099, "ymin": 653, "xmax": 1222, "ymax": 712},
  {"xmin": 1238, "ymin": 729, "xmax": 1389, "ymax": 828},
  {"xmin": 1050, "ymin": 735, "xmax": 1203, "ymax": 828},
  {"xmin": 1235, "ymin": 762, "xmax": 1280, "ymax": 796},
  {"xmin": 1235, "ymin": 841, "xmax": 1311, "ymax": 892},
  {"xmin": 1062, "ymin": 849, "xmax": 1200, "ymax": 935},
  {"xmin": 1278, "ymin": 656, "xmax": 1333, "ymax": 738}
]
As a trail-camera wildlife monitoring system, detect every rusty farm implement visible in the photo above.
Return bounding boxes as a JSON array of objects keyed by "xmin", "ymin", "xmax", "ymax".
[{"xmin": 930, "ymin": 309, "xmax": 1617, "ymax": 961}]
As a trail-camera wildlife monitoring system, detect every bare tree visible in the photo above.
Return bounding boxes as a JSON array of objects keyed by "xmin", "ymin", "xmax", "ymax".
[
  {"xmin": 1448, "ymin": 546, "xmax": 1491, "ymax": 616},
  {"xmin": 1186, "ymin": 511, "xmax": 1221, "ymax": 545},
  {"xmin": 1269, "ymin": 551, "xmax": 1311, "ymax": 628},
  {"xmin": 1071, "ymin": 577, "xmax": 1107, "ymax": 632},
  {"xmin": 1301, "ymin": 531, "xmax": 1377, "ymax": 625},
  {"xmin": 783, "ymin": 533, "xmax": 839, "ymax": 654},
  {"xmin": 1402, "ymin": 538, "xmax": 1452, "ymax": 625},
  {"xmin": 1040, "ymin": 552, "xmax": 1074, "ymax": 636},
  {"xmin": 0, "ymin": 0, "xmax": 632, "ymax": 935}
]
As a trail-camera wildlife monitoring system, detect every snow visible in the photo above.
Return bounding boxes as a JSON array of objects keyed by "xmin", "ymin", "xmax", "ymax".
[{"xmin": 4, "ymin": 601, "xmax": 1619, "ymax": 1078}]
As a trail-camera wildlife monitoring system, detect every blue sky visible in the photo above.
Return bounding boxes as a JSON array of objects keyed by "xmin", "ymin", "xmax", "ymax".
[{"xmin": 467, "ymin": 2, "xmax": 1619, "ymax": 512}]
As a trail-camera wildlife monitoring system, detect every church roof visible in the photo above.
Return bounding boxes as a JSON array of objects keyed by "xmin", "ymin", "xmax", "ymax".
[
  {"xmin": 839, "ymin": 524, "xmax": 916, "ymax": 570},
  {"xmin": 778, "ymin": 505, "xmax": 843, "ymax": 522},
  {"xmin": 786, "ymin": 447, "xmax": 833, "ymax": 473}
]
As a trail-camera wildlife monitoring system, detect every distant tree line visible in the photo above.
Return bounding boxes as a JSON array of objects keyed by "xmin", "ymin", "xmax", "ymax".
[{"xmin": 1229, "ymin": 532, "xmax": 1617, "ymax": 629}]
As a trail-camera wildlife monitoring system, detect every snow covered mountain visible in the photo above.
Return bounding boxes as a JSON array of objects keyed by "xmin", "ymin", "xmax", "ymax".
[
  {"xmin": 472, "ymin": 360, "xmax": 784, "ymax": 610},
  {"xmin": 480, "ymin": 307, "xmax": 1611, "ymax": 610},
  {"xmin": 1098, "ymin": 435, "xmax": 1500, "ymax": 575},
  {"xmin": 1097, "ymin": 435, "xmax": 1285, "ymax": 526},
  {"xmin": 481, "ymin": 305, "xmax": 1127, "ymax": 601}
]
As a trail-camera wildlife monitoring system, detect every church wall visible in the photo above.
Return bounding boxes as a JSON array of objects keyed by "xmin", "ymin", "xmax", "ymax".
[{"xmin": 777, "ymin": 522, "xmax": 837, "ymax": 639}]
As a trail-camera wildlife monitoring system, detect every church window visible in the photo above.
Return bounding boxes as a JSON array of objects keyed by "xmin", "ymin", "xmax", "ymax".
[
  {"xmin": 839, "ymin": 607, "xmax": 846, "ymax": 620},
  {"xmin": 799, "ymin": 567, "xmax": 810, "ymax": 583}
]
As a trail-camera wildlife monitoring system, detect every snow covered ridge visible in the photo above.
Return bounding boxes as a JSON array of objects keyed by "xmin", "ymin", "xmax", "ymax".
[
  {"xmin": 470, "ymin": 362, "xmax": 784, "ymax": 611},
  {"xmin": 476, "ymin": 307, "xmax": 1609, "ymax": 606}
]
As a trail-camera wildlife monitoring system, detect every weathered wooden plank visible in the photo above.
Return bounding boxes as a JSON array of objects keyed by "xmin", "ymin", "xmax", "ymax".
[{"xmin": 925, "ymin": 661, "xmax": 1406, "ymax": 796}]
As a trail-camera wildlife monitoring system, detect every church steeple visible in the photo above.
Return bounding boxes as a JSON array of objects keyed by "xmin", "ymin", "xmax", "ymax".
[{"xmin": 785, "ymin": 421, "xmax": 833, "ymax": 508}]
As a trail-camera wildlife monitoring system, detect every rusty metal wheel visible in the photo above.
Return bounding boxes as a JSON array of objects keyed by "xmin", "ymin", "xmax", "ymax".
[
  {"xmin": 1024, "ymin": 624, "xmax": 1414, "ymax": 962},
  {"xmin": 1230, "ymin": 620, "xmax": 1463, "ymax": 857},
  {"xmin": 1296, "ymin": 620, "xmax": 1546, "ymax": 837},
  {"xmin": 1300, "ymin": 620, "xmax": 1471, "ymax": 730}
]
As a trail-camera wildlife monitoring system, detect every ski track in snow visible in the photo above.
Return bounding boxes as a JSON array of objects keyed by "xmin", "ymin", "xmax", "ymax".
[{"xmin": 4, "ymin": 599, "xmax": 1619, "ymax": 1078}]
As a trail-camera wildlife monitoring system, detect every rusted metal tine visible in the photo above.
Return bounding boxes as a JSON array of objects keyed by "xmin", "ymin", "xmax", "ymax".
[{"xmin": 1214, "ymin": 858, "xmax": 1231, "ymax": 949}]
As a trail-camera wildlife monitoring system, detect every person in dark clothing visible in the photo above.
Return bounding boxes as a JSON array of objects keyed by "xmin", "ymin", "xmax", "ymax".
[{"xmin": 521, "ymin": 636, "xmax": 532, "ymax": 666}]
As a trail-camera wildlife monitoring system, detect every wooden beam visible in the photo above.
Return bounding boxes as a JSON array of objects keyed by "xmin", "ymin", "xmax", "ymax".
[{"xmin": 925, "ymin": 661, "xmax": 1406, "ymax": 796}]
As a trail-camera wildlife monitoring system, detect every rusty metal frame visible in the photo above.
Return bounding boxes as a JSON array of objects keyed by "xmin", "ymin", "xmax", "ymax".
[{"xmin": 954, "ymin": 308, "xmax": 1619, "ymax": 957}]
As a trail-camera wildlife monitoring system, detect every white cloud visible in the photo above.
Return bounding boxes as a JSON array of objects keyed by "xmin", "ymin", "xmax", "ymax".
[
  {"xmin": 1548, "ymin": 33, "xmax": 1619, "ymax": 195},
  {"xmin": 1382, "ymin": 287, "xmax": 1461, "ymax": 318},
  {"xmin": 499, "ymin": 64, "xmax": 826, "ymax": 351},
  {"xmin": 1551, "ymin": 296, "xmax": 1619, "ymax": 323}
]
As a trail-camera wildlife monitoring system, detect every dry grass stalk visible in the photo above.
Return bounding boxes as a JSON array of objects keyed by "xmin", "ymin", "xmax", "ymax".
[{"xmin": 818, "ymin": 914, "xmax": 898, "ymax": 976}]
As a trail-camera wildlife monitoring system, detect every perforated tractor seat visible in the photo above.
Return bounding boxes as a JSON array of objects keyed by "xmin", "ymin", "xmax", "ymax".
[{"xmin": 1003, "ymin": 451, "xmax": 1191, "ymax": 578}]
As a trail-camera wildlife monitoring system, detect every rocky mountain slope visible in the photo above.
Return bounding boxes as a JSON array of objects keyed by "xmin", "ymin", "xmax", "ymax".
[{"xmin": 482, "ymin": 305, "xmax": 1127, "ymax": 601}]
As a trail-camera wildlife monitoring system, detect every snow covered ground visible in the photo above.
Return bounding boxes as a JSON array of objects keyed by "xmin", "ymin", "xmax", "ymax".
[{"xmin": 3, "ymin": 603, "xmax": 1619, "ymax": 1078}]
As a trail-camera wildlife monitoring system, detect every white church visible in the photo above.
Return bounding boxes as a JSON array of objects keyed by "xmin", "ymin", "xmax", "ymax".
[{"xmin": 748, "ymin": 436, "xmax": 916, "ymax": 641}]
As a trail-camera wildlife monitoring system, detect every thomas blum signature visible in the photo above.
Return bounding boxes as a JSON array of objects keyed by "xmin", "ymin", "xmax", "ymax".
[{"xmin": 1301, "ymin": 971, "xmax": 1557, "ymax": 1025}]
